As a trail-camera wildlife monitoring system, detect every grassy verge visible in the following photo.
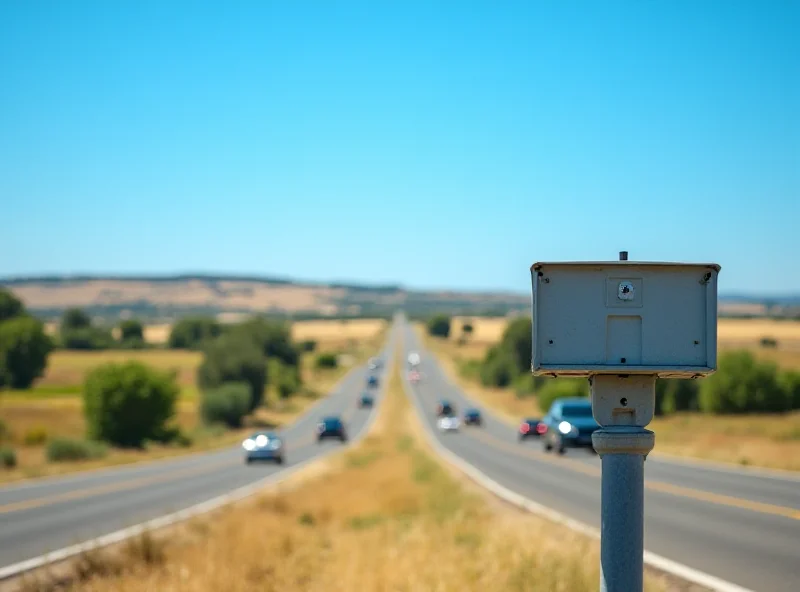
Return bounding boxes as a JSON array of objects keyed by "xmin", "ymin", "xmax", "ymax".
[
  {"xmin": 0, "ymin": 325, "xmax": 388, "ymax": 484},
  {"xmin": 419, "ymin": 325, "xmax": 800, "ymax": 472},
  {"xmin": 15, "ymin": 354, "xmax": 670, "ymax": 592}
]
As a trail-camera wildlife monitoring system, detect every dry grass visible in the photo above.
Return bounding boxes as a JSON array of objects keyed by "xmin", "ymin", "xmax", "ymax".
[
  {"xmin": 17, "ymin": 360, "xmax": 671, "ymax": 592},
  {"xmin": 291, "ymin": 318, "xmax": 387, "ymax": 345},
  {"xmin": 420, "ymin": 322, "xmax": 800, "ymax": 472}
]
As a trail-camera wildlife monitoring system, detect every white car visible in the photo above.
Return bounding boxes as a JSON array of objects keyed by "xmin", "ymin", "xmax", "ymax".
[{"xmin": 437, "ymin": 416, "xmax": 460, "ymax": 432}]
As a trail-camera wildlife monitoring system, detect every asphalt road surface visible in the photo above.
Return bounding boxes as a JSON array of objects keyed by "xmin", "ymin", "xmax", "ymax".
[
  {"xmin": 0, "ymin": 324, "xmax": 398, "ymax": 574},
  {"xmin": 400, "ymin": 321, "xmax": 800, "ymax": 592}
]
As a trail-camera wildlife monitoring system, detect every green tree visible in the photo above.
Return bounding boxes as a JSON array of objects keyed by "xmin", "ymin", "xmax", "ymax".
[
  {"xmin": 62, "ymin": 308, "xmax": 91, "ymax": 331},
  {"xmin": 479, "ymin": 345, "xmax": 517, "ymax": 388},
  {"xmin": 0, "ymin": 316, "xmax": 53, "ymax": 389},
  {"xmin": 119, "ymin": 319, "xmax": 144, "ymax": 342},
  {"xmin": 315, "ymin": 352, "xmax": 338, "ymax": 369},
  {"xmin": 270, "ymin": 358, "xmax": 301, "ymax": 400},
  {"xmin": 699, "ymin": 350, "xmax": 791, "ymax": 413},
  {"xmin": 60, "ymin": 308, "xmax": 112, "ymax": 350},
  {"xmin": 426, "ymin": 315, "xmax": 451, "ymax": 338},
  {"xmin": 168, "ymin": 317, "xmax": 222, "ymax": 349},
  {"xmin": 498, "ymin": 317, "xmax": 532, "ymax": 375},
  {"xmin": 229, "ymin": 317, "xmax": 299, "ymax": 367},
  {"xmin": 0, "ymin": 289, "xmax": 24, "ymax": 323},
  {"xmin": 83, "ymin": 362, "xmax": 179, "ymax": 447},
  {"xmin": 461, "ymin": 322, "xmax": 474, "ymax": 337},
  {"xmin": 200, "ymin": 383, "xmax": 251, "ymax": 428},
  {"xmin": 197, "ymin": 334, "xmax": 267, "ymax": 411},
  {"xmin": 779, "ymin": 370, "xmax": 800, "ymax": 410}
]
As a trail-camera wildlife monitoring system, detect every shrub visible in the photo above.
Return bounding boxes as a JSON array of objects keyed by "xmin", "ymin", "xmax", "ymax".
[
  {"xmin": 0, "ymin": 288, "xmax": 24, "ymax": 323},
  {"xmin": 513, "ymin": 373, "xmax": 545, "ymax": 398},
  {"xmin": 236, "ymin": 318, "xmax": 299, "ymax": 367},
  {"xmin": 271, "ymin": 359, "xmax": 301, "ymax": 399},
  {"xmin": 168, "ymin": 317, "xmax": 222, "ymax": 350},
  {"xmin": 300, "ymin": 340, "xmax": 317, "ymax": 352},
  {"xmin": 699, "ymin": 350, "xmax": 791, "ymax": 414},
  {"xmin": 759, "ymin": 337, "xmax": 779, "ymax": 348},
  {"xmin": 23, "ymin": 427, "xmax": 48, "ymax": 446},
  {"xmin": 426, "ymin": 315, "xmax": 451, "ymax": 338},
  {"xmin": 779, "ymin": 370, "xmax": 800, "ymax": 410},
  {"xmin": 200, "ymin": 383, "xmax": 251, "ymax": 428},
  {"xmin": 1, "ymin": 446, "xmax": 16, "ymax": 468},
  {"xmin": 462, "ymin": 322, "xmax": 474, "ymax": 336},
  {"xmin": 61, "ymin": 308, "xmax": 92, "ymax": 331},
  {"xmin": 315, "ymin": 353, "xmax": 338, "ymax": 369},
  {"xmin": 479, "ymin": 346, "xmax": 517, "ymax": 388},
  {"xmin": 197, "ymin": 334, "xmax": 267, "ymax": 411},
  {"xmin": 0, "ymin": 315, "xmax": 54, "ymax": 388},
  {"xmin": 84, "ymin": 361, "xmax": 179, "ymax": 447},
  {"xmin": 46, "ymin": 438, "xmax": 108, "ymax": 462},
  {"xmin": 497, "ymin": 317, "xmax": 532, "ymax": 375},
  {"xmin": 118, "ymin": 319, "xmax": 146, "ymax": 349},
  {"xmin": 61, "ymin": 326, "xmax": 114, "ymax": 350},
  {"xmin": 0, "ymin": 419, "xmax": 10, "ymax": 442},
  {"xmin": 655, "ymin": 379, "xmax": 699, "ymax": 415},
  {"xmin": 537, "ymin": 379, "xmax": 589, "ymax": 414}
]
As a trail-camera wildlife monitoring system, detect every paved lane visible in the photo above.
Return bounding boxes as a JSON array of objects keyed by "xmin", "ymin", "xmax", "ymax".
[
  {"xmin": 400, "ymin": 321, "xmax": 800, "ymax": 592},
  {"xmin": 0, "ymin": 324, "xmax": 398, "ymax": 573}
]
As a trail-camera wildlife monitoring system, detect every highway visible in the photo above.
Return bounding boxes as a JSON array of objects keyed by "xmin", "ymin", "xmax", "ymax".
[
  {"xmin": 0, "ymin": 324, "xmax": 398, "ymax": 576},
  {"xmin": 400, "ymin": 321, "xmax": 800, "ymax": 592}
]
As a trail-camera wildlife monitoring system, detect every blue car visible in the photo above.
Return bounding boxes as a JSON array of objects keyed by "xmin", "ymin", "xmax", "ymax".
[
  {"xmin": 242, "ymin": 432, "xmax": 285, "ymax": 464},
  {"xmin": 317, "ymin": 416, "xmax": 348, "ymax": 443},
  {"xmin": 367, "ymin": 374, "xmax": 379, "ymax": 389},
  {"xmin": 359, "ymin": 392, "xmax": 375, "ymax": 408},
  {"xmin": 540, "ymin": 398, "xmax": 599, "ymax": 455}
]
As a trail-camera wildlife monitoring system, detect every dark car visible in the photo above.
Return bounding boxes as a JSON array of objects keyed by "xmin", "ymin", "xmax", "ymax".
[
  {"xmin": 367, "ymin": 374, "xmax": 379, "ymax": 389},
  {"xmin": 463, "ymin": 408, "xmax": 482, "ymax": 426},
  {"xmin": 359, "ymin": 392, "xmax": 375, "ymax": 408},
  {"xmin": 518, "ymin": 418, "xmax": 545, "ymax": 440},
  {"xmin": 436, "ymin": 400, "xmax": 455, "ymax": 417},
  {"xmin": 243, "ymin": 432, "xmax": 285, "ymax": 464},
  {"xmin": 316, "ymin": 416, "xmax": 348, "ymax": 443},
  {"xmin": 540, "ymin": 398, "xmax": 599, "ymax": 454}
]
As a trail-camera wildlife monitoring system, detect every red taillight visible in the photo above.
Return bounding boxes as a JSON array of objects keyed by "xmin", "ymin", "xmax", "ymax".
[
  {"xmin": 519, "ymin": 423, "xmax": 530, "ymax": 434},
  {"xmin": 536, "ymin": 423, "xmax": 547, "ymax": 435}
]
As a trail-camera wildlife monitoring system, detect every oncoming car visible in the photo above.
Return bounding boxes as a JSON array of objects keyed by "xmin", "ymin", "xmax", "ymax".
[
  {"xmin": 359, "ymin": 392, "xmax": 375, "ymax": 408},
  {"xmin": 437, "ymin": 415, "xmax": 460, "ymax": 432},
  {"xmin": 540, "ymin": 398, "xmax": 599, "ymax": 454},
  {"xmin": 243, "ymin": 432, "xmax": 285, "ymax": 464},
  {"xmin": 463, "ymin": 408, "xmax": 483, "ymax": 426}
]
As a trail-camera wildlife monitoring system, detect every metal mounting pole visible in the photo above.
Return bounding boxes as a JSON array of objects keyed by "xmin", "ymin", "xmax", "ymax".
[{"xmin": 591, "ymin": 375, "xmax": 656, "ymax": 592}]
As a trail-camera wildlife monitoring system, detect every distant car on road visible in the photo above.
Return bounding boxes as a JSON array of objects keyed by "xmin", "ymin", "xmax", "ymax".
[
  {"xmin": 242, "ymin": 432, "xmax": 285, "ymax": 464},
  {"xmin": 518, "ymin": 418, "xmax": 545, "ymax": 440},
  {"xmin": 368, "ymin": 357, "xmax": 382, "ymax": 371},
  {"xmin": 463, "ymin": 408, "xmax": 483, "ymax": 426},
  {"xmin": 316, "ymin": 416, "xmax": 348, "ymax": 443},
  {"xmin": 367, "ymin": 374, "xmax": 379, "ymax": 389},
  {"xmin": 540, "ymin": 398, "xmax": 599, "ymax": 454},
  {"xmin": 359, "ymin": 392, "xmax": 375, "ymax": 408},
  {"xmin": 437, "ymin": 415, "xmax": 460, "ymax": 432},
  {"xmin": 408, "ymin": 351, "xmax": 421, "ymax": 368},
  {"xmin": 436, "ymin": 400, "xmax": 455, "ymax": 417}
]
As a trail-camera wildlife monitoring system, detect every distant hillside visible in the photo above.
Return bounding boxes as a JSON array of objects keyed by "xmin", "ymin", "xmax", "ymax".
[
  {"xmin": 2, "ymin": 274, "xmax": 796, "ymax": 323},
  {"xmin": 0, "ymin": 275, "xmax": 529, "ymax": 322}
]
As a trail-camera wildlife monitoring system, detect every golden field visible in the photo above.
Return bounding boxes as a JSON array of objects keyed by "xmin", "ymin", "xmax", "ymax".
[
  {"xmin": 0, "ymin": 321, "xmax": 387, "ymax": 483},
  {"xmin": 422, "ymin": 318, "xmax": 800, "ymax": 471},
  {"xmin": 16, "ymin": 363, "xmax": 671, "ymax": 592}
]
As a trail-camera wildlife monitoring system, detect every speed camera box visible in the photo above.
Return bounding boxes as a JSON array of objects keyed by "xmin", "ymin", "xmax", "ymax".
[{"xmin": 530, "ymin": 261, "xmax": 720, "ymax": 378}]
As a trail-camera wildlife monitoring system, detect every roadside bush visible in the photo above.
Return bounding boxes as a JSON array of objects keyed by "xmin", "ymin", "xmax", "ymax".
[
  {"xmin": 300, "ymin": 340, "xmax": 317, "ymax": 352},
  {"xmin": 513, "ymin": 373, "xmax": 546, "ymax": 398},
  {"xmin": 274, "ymin": 360, "xmax": 301, "ymax": 399},
  {"xmin": 426, "ymin": 315, "xmax": 451, "ymax": 338},
  {"xmin": 759, "ymin": 337, "xmax": 778, "ymax": 348},
  {"xmin": 197, "ymin": 334, "xmax": 267, "ymax": 411},
  {"xmin": 200, "ymin": 383, "xmax": 251, "ymax": 428},
  {"xmin": 779, "ymin": 370, "xmax": 800, "ymax": 410},
  {"xmin": 168, "ymin": 317, "xmax": 222, "ymax": 350},
  {"xmin": 537, "ymin": 378, "xmax": 589, "ymax": 414},
  {"xmin": 46, "ymin": 438, "xmax": 108, "ymax": 462},
  {"xmin": 479, "ymin": 345, "xmax": 517, "ymax": 388},
  {"xmin": 315, "ymin": 353, "xmax": 338, "ymax": 369},
  {"xmin": 118, "ymin": 319, "xmax": 145, "ymax": 349},
  {"xmin": 0, "ymin": 315, "xmax": 54, "ymax": 389},
  {"xmin": 0, "ymin": 419, "xmax": 10, "ymax": 442},
  {"xmin": 655, "ymin": 379, "xmax": 700, "ymax": 415},
  {"xmin": 699, "ymin": 350, "xmax": 791, "ymax": 414},
  {"xmin": 23, "ymin": 427, "xmax": 48, "ymax": 446},
  {"xmin": 84, "ymin": 362, "xmax": 179, "ymax": 447},
  {"xmin": 0, "ymin": 288, "xmax": 24, "ymax": 323},
  {"xmin": 0, "ymin": 447, "xmax": 16, "ymax": 468}
]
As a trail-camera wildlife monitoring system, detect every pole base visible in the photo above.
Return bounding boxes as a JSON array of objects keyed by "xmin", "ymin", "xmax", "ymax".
[{"xmin": 593, "ymin": 427, "xmax": 655, "ymax": 458}]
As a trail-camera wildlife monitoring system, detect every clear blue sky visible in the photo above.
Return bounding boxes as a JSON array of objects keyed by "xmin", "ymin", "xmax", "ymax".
[{"xmin": 1, "ymin": 0, "xmax": 798, "ymax": 294}]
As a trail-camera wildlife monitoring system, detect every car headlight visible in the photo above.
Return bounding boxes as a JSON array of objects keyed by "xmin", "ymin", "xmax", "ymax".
[
  {"xmin": 242, "ymin": 438, "xmax": 256, "ymax": 451},
  {"xmin": 255, "ymin": 435, "xmax": 268, "ymax": 447},
  {"xmin": 269, "ymin": 440, "xmax": 282, "ymax": 450},
  {"xmin": 558, "ymin": 421, "xmax": 574, "ymax": 435}
]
